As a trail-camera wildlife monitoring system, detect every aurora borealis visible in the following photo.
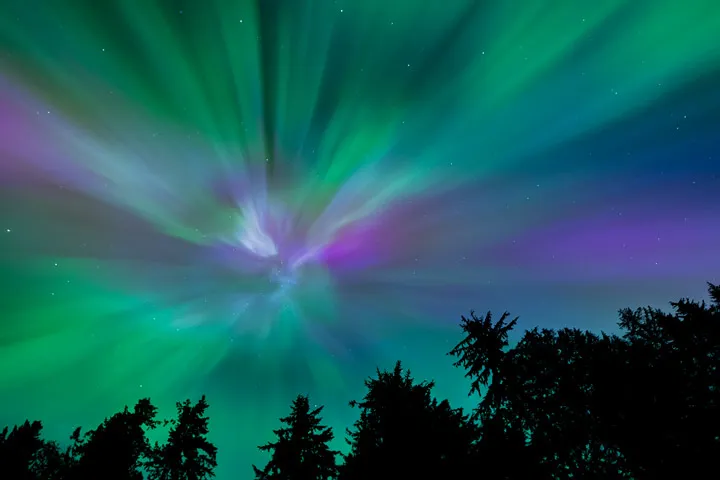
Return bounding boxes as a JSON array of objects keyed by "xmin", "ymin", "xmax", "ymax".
[{"xmin": 0, "ymin": 0, "xmax": 719, "ymax": 477}]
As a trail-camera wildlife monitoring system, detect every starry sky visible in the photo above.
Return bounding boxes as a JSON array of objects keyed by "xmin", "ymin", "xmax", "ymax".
[{"xmin": 0, "ymin": 0, "xmax": 719, "ymax": 478}]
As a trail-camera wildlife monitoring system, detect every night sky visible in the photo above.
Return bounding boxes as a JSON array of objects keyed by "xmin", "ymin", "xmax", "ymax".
[{"xmin": 1, "ymin": 1, "xmax": 719, "ymax": 478}]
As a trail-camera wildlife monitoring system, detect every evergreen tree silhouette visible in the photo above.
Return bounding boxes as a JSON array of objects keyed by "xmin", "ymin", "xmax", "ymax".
[
  {"xmin": 450, "ymin": 283, "xmax": 720, "ymax": 479},
  {"xmin": 340, "ymin": 361, "xmax": 479, "ymax": 480},
  {"xmin": 0, "ymin": 419, "xmax": 70, "ymax": 479},
  {"xmin": 252, "ymin": 394, "xmax": 339, "ymax": 479},
  {"xmin": 606, "ymin": 282, "xmax": 720, "ymax": 478},
  {"xmin": 503, "ymin": 328, "xmax": 629, "ymax": 477},
  {"xmin": 3, "ymin": 282, "xmax": 717, "ymax": 479},
  {"xmin": 1, "ymin": 420, "xmax": 45, "ymax": 479},
  {"xmin": 448, "ymin": 310, "xmax": 518, "ymax": 399},
  {"xmin": 451, "ymin": 310, "xmax": 642, "ymax": 477},
  {"xmin": 146, "ymin": 395, "xmax": 217, "ymax": 480},
  {"xmin": 69, "ymin": 398, "xmax": 159, "ymax": 480}
]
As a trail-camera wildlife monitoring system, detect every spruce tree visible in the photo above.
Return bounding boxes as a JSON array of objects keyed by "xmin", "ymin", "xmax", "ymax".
[
  {"xmin": 252, "ymin": 395, "xmax": 339, "ymax": 479},
  {"xmin": 146, "ymin": 396, "xmax": 217, "ymax": 480},
  {"xmin": 340, "ymin": 361, "xmax": 479, "ymax": 480}
]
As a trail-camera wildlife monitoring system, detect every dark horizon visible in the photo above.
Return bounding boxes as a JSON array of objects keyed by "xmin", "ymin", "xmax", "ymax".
[{"xmin": 3, "ymin": 282, "xmax": 719, "ymax": 478}]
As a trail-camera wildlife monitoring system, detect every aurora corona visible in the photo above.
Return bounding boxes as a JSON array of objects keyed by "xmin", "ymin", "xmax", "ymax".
[{"xmin": 0, "ymin": 1, "xmax": 719, "ymax": 478}]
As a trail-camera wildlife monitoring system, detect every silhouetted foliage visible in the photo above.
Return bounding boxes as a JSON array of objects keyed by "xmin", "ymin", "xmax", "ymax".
[
  {"xmin": 340, "ymin": 361, "xmax": 479, "ymax": 480},
  {"xmin": 32, "ymin": 439, "xmax": 69, "ymax": 480},
  {"xmin": 449, "ymin": 310, "xmax": 518, "ymax": 398},
  {"xmin": 68, "ymin": 398, "xmax": 159, "ymax": 480},
  {"xmin": 0, "ymin": 420, "xmax": 45, "ymax": 480},
  {"xmin": 607, "ymin": 283, "xmax": 720, "ymax": 478},
  {"xmin": 253, "ymin": 394, "xmax": 339, "ymax": 479},
  {"xmin": 485, "ymin": 327, "xmax": 630, "ymax": 478},
  {"xmin": 474, "ymin": 411, "xmax": 550, "ymax": 480},
  {"xmin": 709, "ymin": 282, "xmax": 720, "ymax": 307},
  {"xmin": 2, "ymin": 282, "xmax": 718, "ymax": 479},
  {"xmin": 146, "ymin": 395, "xmax": 217, "ymax": 480},
  {"xmin": 0, "ymin": 420, "xmax": 69, "ymax": 480},
  {"xmin": 450, "ymin": 283, "xmax": 720, "ymax": 479}
]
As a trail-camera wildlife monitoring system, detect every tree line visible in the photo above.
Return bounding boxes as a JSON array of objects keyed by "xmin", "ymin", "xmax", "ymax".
[{"xmin": 2, "ymin": 283, "xmax": 718, "ymax": 479}]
